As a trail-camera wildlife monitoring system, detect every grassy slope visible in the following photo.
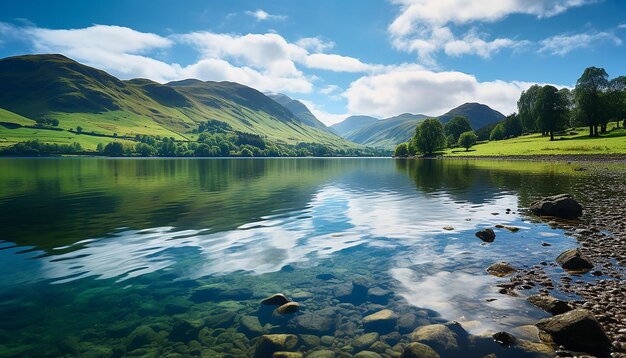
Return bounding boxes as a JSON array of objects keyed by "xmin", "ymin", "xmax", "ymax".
[
  {"xmin": 345, "ymin": 114, "xmax": 428, "ymax": 149},
  {"xmin": 0, "ymin": 54, "xmax": 356, "ymax": 150},
  {"xmin": 445, "ymin": 125, "xmax": 626, "ymax": 156}
]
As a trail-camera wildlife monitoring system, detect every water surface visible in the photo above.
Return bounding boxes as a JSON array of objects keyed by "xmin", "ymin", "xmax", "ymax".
[{"xmin": 0, "ymin": 158, "xmax": 600, "ymax": 357}]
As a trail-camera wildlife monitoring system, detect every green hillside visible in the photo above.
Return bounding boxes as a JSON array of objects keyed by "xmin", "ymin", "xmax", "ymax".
[
  {"xmin": 336, "ymin": 103, "xmax": 506, "ymax": 149},
  {"xmin": 345, "ymin": 113, "xmax": 429, "ymax": 148},
  {"xmin": 330, "ymin": 115, "xmax": 379, "ymax": 137},
  {"xmin": 0, "ymin": 54, "xmax": 356, "ymax": 151},
  {"xmin": 267, "ymin": 93, "xmax": 333, "ymax": 133}
]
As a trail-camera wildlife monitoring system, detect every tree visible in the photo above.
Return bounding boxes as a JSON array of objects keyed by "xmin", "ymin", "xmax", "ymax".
[
  {"xmin": 394, "ymin": 143, "xmax": 409, "ymax": 157},
  {"xmin": 413, "ymin": 118, "xmax": 446, "ymax": 156},
  {"xmin": 50, "ymin": 119, "xmax": 60, "ymax": 127},
  {"xmin": 457, "ymin": 131, "xmax": 478, "ymax": 151},
  {"xmin": 444, "ymin": 116, "xmax": 472, "ymax": 144},
  {"xmin": 490, "ymin": 123, "xmax": 506, "ymax": 141},
  {"xmin": 96, "ymin": 143, "xmax": 104, "ymax": 153},
  {"xmin": 608, "ymin": 76, "xmax": 626, "ymax": 128},
  {"xmin": 239, "ymin": 148, "xmax": 253, "ymax": 157},
  {"xmin": 535, "ymin": 85, "xmax": 568, "ymax": 141},
  {"xmin": 575, "ymin": 67, "xmax": 609, "ymax": 137},
  {"xmin": 517, "ymin": 85, "xmax": 541, "ymax": 133},
  {"xmin": 503, "ymin": 113, "xmax": 523, "ymax": 138},
  {"xmin": 103, "ymin": 142, "xmax": 124, "ymax": 157},
  {"xmin": 76, "ymin": 126, "xmax": 83, "ymax": 133},
  {"xmin": 135, "ymin": 142, "xmax": 156, "ymax": 157}
]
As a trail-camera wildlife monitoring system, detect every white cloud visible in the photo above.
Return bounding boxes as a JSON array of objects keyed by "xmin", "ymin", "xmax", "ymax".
[
  {"xmin": 389, "ymin": 0, "xmax": 594, "ymax": 63},
  {"xmin": 539, "ymin": 31, "xmax": 622, "ymax": 56},
  {"xmin": 245, "ymin": 9, "xmax": 287, "ymax": 21},
  {"xmin": 319, "ymin": 84, "xmax": 341, "ymax": 95},
  {"xmin": 304, "ymin": 53, "xmax": 382, "ymax": 73},
  {"xmin": 619, "ymin": 24, "xmax": 626, "ymax": 29},
  {"xmin": 344, "ymin": 67, "xmax": 538, "ymax": 118},
  {"xmin": 296, "ymin": 37, "xmax": 335, "ymax": 52}
]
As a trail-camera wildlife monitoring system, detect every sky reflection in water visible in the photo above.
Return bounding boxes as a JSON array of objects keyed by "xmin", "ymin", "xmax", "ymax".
[{"xmin": 0, "ymin": 158, "xmax": 581, "ymax": 332}]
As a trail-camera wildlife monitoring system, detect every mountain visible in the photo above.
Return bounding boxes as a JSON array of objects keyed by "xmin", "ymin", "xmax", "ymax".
[
  {"xmin": 267, "ymin": 93, "xmax": 332, "ymax": 133},
  {"xmin": 438, "ymin": 102, "xmax": 506, "ymax": 129},
  {"xmin": 337, "ymin": 103, "xmax": 506, "ymax": 149},
  {"xmin": 330, "ymin": 115, "xmax": 379, "ymax": 137},
  {"xmin": 0, "ymin": 54, "xmax": 354, "ymax": 149},
  {"xmin": 343, "ymin": 113, "xmax": 430, "ymax": 148}
]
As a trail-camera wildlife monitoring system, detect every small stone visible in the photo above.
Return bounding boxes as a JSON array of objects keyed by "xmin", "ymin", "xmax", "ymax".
[
  {"xmin": 255, "ymin": 334, "xmax": 299, "ymax": 357},
  {"xmin": 475, "ymin": 228, "xmax": 496, "ymax": 242},
  {"xmin": 527, "ymin": 295, "xmax": 572, "ymax": 315},
  {"xmin": 486, "ymin": 262, "xmax": 517, "ymax": 277},
  {"xmin": 241, "ymin": 316, "xmax": 264, "ymax": 336},
  {"xmin": 400, "ymin": 342, "xmax": 440, "ymax": 358},
  {"xmin": 442, "ymin": 226, "xmax": 454, "ymax": 231},
  {"xmin": 273, "ymin": 352, "xmax": 304, "ymax": 358},
  {"xmin": 556, "ymin": 249, "xmax": 594, "ymax": 273},
  {"xmin": 276, "ymin": 302, "xmax": 300, "ymax": 314},
  {"xmin": 354, "ymin": 351, "xmax": 382, "ymax": 358},
  {"xmin": 363, "ymin": 309, "xmax": 398, "ymax": 334},
  {"xmin": 409, "ymin": 324, "xmax": 458, "ymax": 353},
  {"xmin": 492, "ymin": 331, "xmax": 516, "ymax": 346},
  {"xmin": 353, "ymin": 333, "xmax": 379, "ymax": 351},
  {"xmin": 262, "ymin": 293, "xmax": 291, "ymax": 306},
  {"xmin": 306, "ymin": 350, "xmax": 336, "ymax": 358}
]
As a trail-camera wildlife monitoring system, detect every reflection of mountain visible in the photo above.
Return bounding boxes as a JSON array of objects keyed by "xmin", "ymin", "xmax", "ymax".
[{"xmin": 0, "ymin": 159, "xmax": 350, "ymax": 250}]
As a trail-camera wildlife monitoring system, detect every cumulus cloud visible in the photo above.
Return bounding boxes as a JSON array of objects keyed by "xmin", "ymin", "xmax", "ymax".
[
  {"xmin": 539, "ymin": 31, "xmax": 622, "ymax": 56},
  {"xmin": 344, "ymin": 67, "xmax": 538, "ymax": 118},
  {"xmin": 319, "ymin": 84, "xmax": 342, "ymax": 95},
  {"xmin": 245, "ymin": 9, "xmax": 287, "ymax": 21},
  {"xmin": 389, "ymin": 0, "xmax": 594, "ymax": 63},
  {"xmin": 304, "ymin": 53, "xmax": 382, "ymax": 73},
  {"xmin": 296, "ymin": 37, "xmax": 335, "ymax": 52}
]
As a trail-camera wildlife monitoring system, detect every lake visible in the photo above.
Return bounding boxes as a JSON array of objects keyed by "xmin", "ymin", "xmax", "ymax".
[{"xmin": 0, "ymin": 158, "xmax": 600, "ymax": 357}]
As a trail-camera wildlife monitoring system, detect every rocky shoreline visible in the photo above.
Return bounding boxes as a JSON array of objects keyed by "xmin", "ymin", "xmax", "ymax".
[{"xmin": 499, "ymin": 165, "xmax": 626, "ymax": 357}]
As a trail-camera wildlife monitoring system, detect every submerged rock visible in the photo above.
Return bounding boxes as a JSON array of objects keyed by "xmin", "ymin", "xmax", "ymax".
[
  {"xmin": 306, "ymin": 350, "xmax": 336, "ymax": 358},
  {"xmin": 527, "ymin": 295, "xmax": 572, "ymax": 315},
  {"xmin": 262, "ymin": 293, "xmax": 291, "ymax": 306},
  {"xmin": 400, "ymin": 342, "xmax": 440, "ymax": 358},
  {"xmin": 273, "ymin": 352, "xmax": 304, "ymax": 358},
  {"xmin": 335, "ymin": 279, "xmax": 369, "ymax": 304},
  {"xmin": 529, "ymin": 194, "xmax": 583, "ymax": 219},
  {"xmin": 556, "ymin": 249, "xmax": 594, "ymax": 272},
  {"xmin": 291, "ymin": 307, "xmax": 337, "ymax": 335},
  {"xmin": 126, "ymin": 326, "xmax": 158, "ymax": 351},
  {"xmin": 409, "ymin": 324, "xmax": 458, "ymax": 353},
  {"xmin": 475, "ymin": 229, "xmax": 495, "ymax": 243},
  {"xmin": 354, "ymin": 351, "xmax": 382, "ymax": 358},
  {"xmin": 241, "ymin": 315, "xmax": 265, "ymax": 336},
  {"xmin": 367, "ymin": 287, "xmax": 391, "ymax": 305},
  {"xmin": 169, "ymin": 319, "xmax": 201, "ymax": 342},
  {"xmin": 276, "ymin": 302, "xmax": 300, "ymax": 314},
  {"xmin": 205, "ymin": 311, "xmax": 236, "ymax": 328},
  {"xmin": 353, "ymin": 332, "xmax": 379, "ymax": 351},
  {"xmin": 492, "ymin": 331, "xmax": 516, "ymax": 347},
  {"xmin": 255, "ymin": 334, "xmax": 299, "ymax": 357},
  {"xmin": 316, "ymin": 273, "xmax": 336, "ymax": 280},
  {"xmin": 535, "ymin": 309, "xmax": 611, "ymax": 354},
  {"xmin": 363, "ymin": 309, "xmax": 397, "ymax": 334},
  {"xmin": 486, "ymin": 262, "xmax": 517, "ymax": 277}
]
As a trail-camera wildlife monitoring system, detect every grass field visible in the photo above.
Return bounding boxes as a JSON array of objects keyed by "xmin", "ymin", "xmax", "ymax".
[{"xmin": 446, "ymin": 125, "xmax": 626, "ymax": 156}]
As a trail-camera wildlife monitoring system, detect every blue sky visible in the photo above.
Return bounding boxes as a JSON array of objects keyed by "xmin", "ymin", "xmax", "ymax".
[{"xmin": 0, "ymin": 0, "xmax": 624, "ymax": 124}]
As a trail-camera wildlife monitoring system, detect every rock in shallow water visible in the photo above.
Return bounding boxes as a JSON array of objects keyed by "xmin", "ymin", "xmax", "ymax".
[
  {"xmin": 409, "ymin": 324, "xmax": 458, "ymax": 353},
  {"xmin": 535, "ymin": 309, "xmax": 611, "ymax": 354},
  {"xmin": 400, "ymin": 342, "xmax": 440, "ymax": 358},
  {"xmin": 255, "ymin": 334, "xmax": 299, "ymax": 357},
  {"xmin": 353, "ymin": 332, "xmax": 379, "ymax": 351},
  {"xmin": 492, "ymin": 331, "xmax": 516, "ymax": 346},
  {"xmin": 527, "ymin": 295, "xmax": 572, "ymax": 315},
  {"xmin": 363, "ymin": 309, "xmax": 397, "ymax": 334},
  {"xmin": 262, "ymin": 293, "xmax": 291, "ymax": 305},
  {"xmin": 276, "ymin": 302, "xmax": 300, "ymax": 314},
  {"xmin": 475, "ymin": 228, "xmax": 496, "ymax": 243},
  {"xmin": 529, "ymin": 194, "xmax": 583, "ymax": 219},
  {"xmin": 486, "ymin": 262, "xmax": 517, "ymax": 277},
  {"xmin": 556, "ymin": 249, "xmax": 594, "ymax": 272}
]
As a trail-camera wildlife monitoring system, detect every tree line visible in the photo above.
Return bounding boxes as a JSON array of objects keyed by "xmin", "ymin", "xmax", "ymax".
[
  {"xmin": 1, "ymin": 120, "xmax": 389, "ymax": 157},
  {"xmin": 394, "ymin": 66, "xmax": 626, "ymax": 157}
]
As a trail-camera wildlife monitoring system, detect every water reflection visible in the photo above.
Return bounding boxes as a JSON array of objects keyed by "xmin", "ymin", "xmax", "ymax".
[{"xmin": 0, "ymin": 158, "xmax": 602, "ymax": 355}]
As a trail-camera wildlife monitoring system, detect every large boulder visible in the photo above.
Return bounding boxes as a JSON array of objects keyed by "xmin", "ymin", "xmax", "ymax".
[
  {"xmin": 363, "ymin": 309, "xmax": 397, "ymax": 334},
  {"xmin": 400, "ymin": 342, "xmax": 440, "ymax": 358},
  {"xmin": 529, "ymin": 194, "xmax": 583, "ymax": 219},
  {"xmin": 535, "ymin": 309, "xmax": 611, "ymax": 354},
  {"xmin": 255, "ymin": 334, "xmax": 299, "ymax": 357},
  {"xmin": 556, "ymin": 249, "xmax": 593, "ymax": 272},
  {"xmin": 409, "ymin": 324, "xmax": 458, "ymax": 354},
  {"xmin": 527, "ymin": 295, "xmax": 572, "ymax": 315}
]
